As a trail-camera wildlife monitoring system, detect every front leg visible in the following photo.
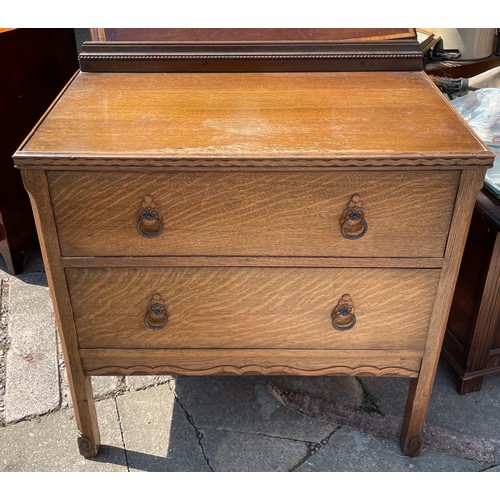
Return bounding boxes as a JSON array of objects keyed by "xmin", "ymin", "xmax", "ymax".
[
  {"xmin": 74, "ymin": 376, "xmax": 100, "ymax": 458},
  {"xmin": 400, "ymin": 378, "xmax": 425, "ymax": 456}
]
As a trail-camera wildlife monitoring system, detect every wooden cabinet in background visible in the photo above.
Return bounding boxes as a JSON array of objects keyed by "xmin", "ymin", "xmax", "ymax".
[
  {"xmin": 0, "ymin": 28, "xmax": 78, "ymax": 273},
  {"xmin": 443, "ymin": 188, "xmax": 500, "ymax": 394}
]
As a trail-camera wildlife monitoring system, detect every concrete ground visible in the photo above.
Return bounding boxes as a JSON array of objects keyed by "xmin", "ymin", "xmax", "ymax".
[{"xmin": 0, "ymin": 244, "xmax": 499, "ymax": 472}]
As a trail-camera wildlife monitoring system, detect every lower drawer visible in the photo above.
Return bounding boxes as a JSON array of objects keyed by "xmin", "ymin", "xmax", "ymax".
[{"xmin": 66, "ymin": 267, "xmax": 440, "ymax": 350}]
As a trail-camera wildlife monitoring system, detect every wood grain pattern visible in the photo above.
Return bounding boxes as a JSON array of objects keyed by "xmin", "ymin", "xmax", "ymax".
[
  {"xmin": 61, "ymin": 256, "xmax": 444, "ymax": 269},
  {"xmin": 90, "ymin": 28, "xmax": 106, "ymax": 42},
  {"xmin": 80, "ymin": 348, "xmax": 423, "ymax": 377},
  {"xmin": 400, "ymin": 168, "xmax": 487, "ymax": 455},
  {"xmin": 19, "ymin": 72, "xmax": 490, "ymax": 160},
  {"xmin": 21, "ymin": 169, "xmax": 100, "ymax": 457},
  {"xmin": 48, "ymin": 170, "xmax": 459, "ymax": 258},
  {"xmin": 14, "ymin": 155, "xmax": 495, "ymax": 169},
  {"xmin": 66, "ymin": 267, "xmax": 441, "ymax": 350}
]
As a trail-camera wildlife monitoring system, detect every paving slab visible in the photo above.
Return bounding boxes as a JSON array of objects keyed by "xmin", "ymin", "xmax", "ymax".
[
  {"xmin": 92, "ymin": 376, "xmax": 123, "ymax": 400},
  {"xmin": 357, "ymin": 373, "xmax": 410, "ymax": 417},
  {"xmin": 270, "ymin": 375, "xmax": 364, "ymax": 408},
  {"xmin": 0, "ymin": 398, "xmax": 127, "ymax": 471},
  {"xmin": 0, "ymin": 272, "xmax": 9, "ymax": 420},
  {"xmin": 5, "ymin": 273, "xmax": 59, "ymax": 423},
  {"xmin": 297, "ymin": 427, "xmax": 482, "ymax": 472},
  {"xmin": 485, "ymin": 464, "xmax": 500, "ymax": 472},
  {"xmin": 360, "ymin": 359, "xmax": 500, "ymax": 463},
  {"xmin": 125, "ymin": 375, "xmax": 173, "ymax": 392},
  {"xmin": 116, "ymin": 383, "xmax": 210, "ymax": 471},
  {"xmin": 172, "ymin": 375, "xmax": 337, "ymax": 442},
  {"xmin": 427, "ymin": 363, "xmax": 500, "ymax": 440},
  {"xmin": 202, "ymin": 428, "xmax": 313, "ymax": 472}
]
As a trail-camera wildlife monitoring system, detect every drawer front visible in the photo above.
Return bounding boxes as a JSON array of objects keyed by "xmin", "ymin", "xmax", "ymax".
[
  {"xmin": 67, "ymin": 267, "xmax": 440, "ymax": 350},
  {"xmin": 48, "ymin": 170, "xmax": 459, "ymax": 258}
]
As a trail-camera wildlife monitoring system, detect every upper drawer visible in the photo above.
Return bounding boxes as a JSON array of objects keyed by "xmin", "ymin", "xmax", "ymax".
[{"xmin": 47, "ymin": 170, "xmax": 459, "ymax": 258}]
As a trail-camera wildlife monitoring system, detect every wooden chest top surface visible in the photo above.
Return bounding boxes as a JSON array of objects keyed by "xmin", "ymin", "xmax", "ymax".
[{"xmin": 19, "ymin": 71, "xmax": 491, "ymax": 163}]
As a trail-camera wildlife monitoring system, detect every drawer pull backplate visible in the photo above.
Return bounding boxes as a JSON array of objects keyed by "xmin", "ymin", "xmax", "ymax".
[
  {"xmin": 340, "ymin": 194, "xmax": 367, "ymax": 240},
  {"xmin": 332, "ymin": 293, "xmax": 356, "ymax": 331},
  {"xmin": 137, "ymin": 194, "xmax": 163, "ymax": 238},
  {"xmin": 144, "ymin": 293, "xmax": 168, "ymax": 330}
]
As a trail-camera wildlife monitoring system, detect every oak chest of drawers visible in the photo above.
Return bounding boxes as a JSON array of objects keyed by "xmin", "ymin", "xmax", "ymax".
[{"xmin": 14, "ymin": 32, "xmax": 494, "ymax": 459}]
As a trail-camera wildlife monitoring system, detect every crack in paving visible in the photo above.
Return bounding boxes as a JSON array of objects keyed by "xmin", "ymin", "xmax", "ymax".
[
  {"xmin": 480, "ymin": 462, "xmax": 500, "ymax": 472},
  {"xmin": 288, "ymin": 427, "xmax": 340, "ymax": 472},
  {"xmin": 356, "ymin": 377, "xmax": 384, "ymax": 415},
  {"xmin": 209, "ymin": 426, "xmax": 330, "ymax": 445},
  {"xmin": 113, "ymin": 397, "xmax": 130, "ymax": 472},
  {"xmin": 167, "ymin": 381, "xmax": 214, "ymax": 471}
]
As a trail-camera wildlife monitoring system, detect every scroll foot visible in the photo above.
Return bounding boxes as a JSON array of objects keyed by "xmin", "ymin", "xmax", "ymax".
[{"xmin": 77, "ymin": 433, "xmax": 100, "ymax": 458}]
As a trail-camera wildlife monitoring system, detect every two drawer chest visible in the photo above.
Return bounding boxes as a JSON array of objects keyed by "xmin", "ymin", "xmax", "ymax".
[{"xmin": 14, "ymin": 33, "xmax": 494, "ymax": 458}]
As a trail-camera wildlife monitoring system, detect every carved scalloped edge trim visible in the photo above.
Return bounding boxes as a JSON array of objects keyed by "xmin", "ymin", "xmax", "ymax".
[
  {"xmin": 14, "ymin": 155, "xmax": 494, "ymax": 168},
  {"xmin": 79, "ymin": 53, "xmax": 422, "ymax": 60},
  {"xmin": 84, "ymin": 364, "xmax": 419, "ymax": 377}
]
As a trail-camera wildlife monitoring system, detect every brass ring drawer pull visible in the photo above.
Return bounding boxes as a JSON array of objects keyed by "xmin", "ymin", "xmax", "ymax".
[
  {"xmin": 137, "ymin": 194, "xmax": 163, "ymax": 238},
  {"xmin": 340, "ymin": 194, "xmax": 367, "ymax": 240},
  {"xmin": 332, "ymin": 293, "xmax": 356, "ymax": 331},
  {"xmin": 144, "ymin": 293, "xmax": 168, "ymax": 330}
]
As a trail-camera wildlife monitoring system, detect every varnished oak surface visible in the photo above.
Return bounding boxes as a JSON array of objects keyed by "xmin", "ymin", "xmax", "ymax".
[
  {"xmin": 48, "ymin": 170, "xmax": 458, "ymax": 258},
  {"xmin": 18, "ymin": 72, "xmax": 490, "ymax": 162},
  {"xmin": 61, "ymin": 256, "xmax": 444, "ymax": 268},
  {"xmin": 80, "ymin": 349, "xmax": 423, "ymax": 378},
  {"xmin": 66, "ymin": 267, "xmax": 440, "ymax": 350}
]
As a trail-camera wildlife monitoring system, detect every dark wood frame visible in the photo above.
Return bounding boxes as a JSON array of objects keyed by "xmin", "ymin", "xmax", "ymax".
[
  {"xmin": 443, "ymin": 188, "xmax": 500, "ymax": 394},
  {"xmin": 80, "ymin": 26, "xmax": 422, "ymax": 73},
  {"xmin": 90, "ymin": 28, "xmax": 417, "ymax": 43}
]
